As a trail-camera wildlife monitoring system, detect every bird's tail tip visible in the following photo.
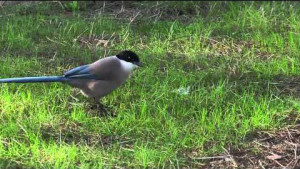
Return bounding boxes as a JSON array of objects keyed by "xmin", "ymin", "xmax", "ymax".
[{"xmin": 0, "ymin": 76, "xmax": 67, "ymax": 83}]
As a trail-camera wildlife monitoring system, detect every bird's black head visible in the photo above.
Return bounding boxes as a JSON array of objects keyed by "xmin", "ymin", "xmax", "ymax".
[{"xmin": 116, "ymin": 50, "xmax": 143, "ymax": 67}]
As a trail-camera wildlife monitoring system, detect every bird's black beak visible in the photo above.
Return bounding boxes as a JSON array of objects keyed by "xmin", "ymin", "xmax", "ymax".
[{"xmin": 134, "ymin": 61, "xmax": 143, "ymax": 67}]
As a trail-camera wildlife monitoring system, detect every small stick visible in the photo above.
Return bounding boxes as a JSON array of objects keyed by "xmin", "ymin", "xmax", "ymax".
[{"xmin": 190, "ymin": 155, "xmax": 231, "ymax": 160}]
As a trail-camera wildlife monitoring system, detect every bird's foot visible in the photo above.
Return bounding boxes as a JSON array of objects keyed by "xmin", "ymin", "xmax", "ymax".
[
  {"xmin": 89, "ymin": 102, "xmax": 116, "ymax": 117},
  {"xmin": 96, "ymin": 102, "xmax": 107, "ymax": 112}
]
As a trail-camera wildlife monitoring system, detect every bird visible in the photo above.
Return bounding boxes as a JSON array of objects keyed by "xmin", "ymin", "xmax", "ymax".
[{"xmin": 0, "ymin": 50, "xmax": 143, "ymax": 106}]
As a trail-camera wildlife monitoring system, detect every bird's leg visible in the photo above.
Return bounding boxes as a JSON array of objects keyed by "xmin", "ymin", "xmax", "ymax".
[
  {"xmin": 89, "ymin": 97, "xmax": 115, "ymax": 117},
  {"xmin": 93, "ymin": 97, "xmax": 108, "ymax": 113}
]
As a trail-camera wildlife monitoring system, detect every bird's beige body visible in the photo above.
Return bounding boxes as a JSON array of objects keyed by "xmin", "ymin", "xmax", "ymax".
[{"xmin": 67, "ymin": 56, "xmax": 134, "ymax": 100}]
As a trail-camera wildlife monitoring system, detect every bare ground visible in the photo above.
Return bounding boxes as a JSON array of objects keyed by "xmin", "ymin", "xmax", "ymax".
[{"xmin": 199, "ymin": 123, "xmax": 300, "ymax": 168}]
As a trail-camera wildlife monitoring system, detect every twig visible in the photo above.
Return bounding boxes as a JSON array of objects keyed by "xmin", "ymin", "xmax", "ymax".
[
  {"xmin": 190, "ymin": 155, "xmax": 231, "ymax": 160},
  {"xmin": 89, "ymin": 22, "xmax": 95, "ymax": 40},
  {"xmin": 286, "ymin": 159, "xmax": 297, "ymax": 168},
  {"xmin": 253, "ymin": 140, "xmax": 270, "ymax": 149},
  {"xmin": 222, "ymin": 147, "xmax": 238, "ymax": 168},
  {"xmin": 17, "ymin": 122, "xmax": 28, "ymax": 136},
  {"xmin": 46, "ymin": 36, "xmax": 67, "ymax": 46},
  {"xmin": 271, "ymin": 158, "xmax": 286, "ymax": 168},
  {"xmin": 285, "ymin": 140, "xmax": 299, "ymax": 161},
  {"xmin": 292, "ymin": 158, "xmax": 299, "ymax": 169},
  {"xmin": 53, "ymin": 1, "xmax": 65, "ymax": 10},
  {"xmin": 0, "ymin": 1, "xmax": 5, "ymax": 8},
  {"xmin": 286, "ymin": 128, "xmax": 293, "ymax": 142},
  {"xmin": 258, "ymin": 160, "xmax": 266, "ymax": 169},
  {"xmin": 129, "ymin": 11, "xmax": 141, "ymax": 24}
]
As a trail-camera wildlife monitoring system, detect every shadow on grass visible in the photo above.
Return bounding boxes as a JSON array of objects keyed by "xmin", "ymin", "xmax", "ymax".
[
  {"xmin": 0, "ymin": 160, "xmax": 24, "ymax": 169},
  {"xmin": 38, "ymin": 92, "xmax": 122, "ymax": 146},
  {"xmin": 67, "ymin": 90, "xmax": 118, "ymax": 118},
  {"xmin": 40, "ymin": 120, "xmax": 133, "ymax": 147}
]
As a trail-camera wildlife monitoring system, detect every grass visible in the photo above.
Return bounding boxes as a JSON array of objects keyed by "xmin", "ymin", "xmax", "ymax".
[{"xmin": 0, "ymin": 1, "xmax": 299, "ymax": 168}]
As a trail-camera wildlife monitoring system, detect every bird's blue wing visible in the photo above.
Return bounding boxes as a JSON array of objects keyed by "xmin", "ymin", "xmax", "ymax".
[
  {"xmin": 64, "ymin": 65, "xmax": 90, "ymax": 77},
  {"xmin": 64, "ymin": 65, "xmax": 99, "ymax": 79}
]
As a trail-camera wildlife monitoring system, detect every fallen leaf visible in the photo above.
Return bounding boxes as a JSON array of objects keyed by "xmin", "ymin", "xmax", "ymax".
[{"xmin": 266, "ymin": 154, "xmax": 282, "ymax": 160}]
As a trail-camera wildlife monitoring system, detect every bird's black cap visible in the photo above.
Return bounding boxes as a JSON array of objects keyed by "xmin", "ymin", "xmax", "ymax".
[{"xmin": 116, "ymin": 50, "xmax": 143, "ymax": 67}]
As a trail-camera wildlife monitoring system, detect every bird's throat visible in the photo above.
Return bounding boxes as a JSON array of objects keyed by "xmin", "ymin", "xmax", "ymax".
[{"xmin": 120, "ymin": 60, "xmax": 136, "ymax": 72}]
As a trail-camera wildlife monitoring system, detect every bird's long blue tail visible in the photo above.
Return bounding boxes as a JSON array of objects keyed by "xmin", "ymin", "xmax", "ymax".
[{"xmin": 0, "ymin": 76, "xmax": 68, "ymax": 83}]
